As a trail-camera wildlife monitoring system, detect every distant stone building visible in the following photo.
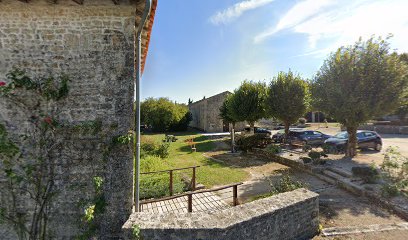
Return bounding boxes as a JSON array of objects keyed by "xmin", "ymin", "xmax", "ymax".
[{"xmin": 189, "ymin": 91, "xmax": 246, "ymax": 132}]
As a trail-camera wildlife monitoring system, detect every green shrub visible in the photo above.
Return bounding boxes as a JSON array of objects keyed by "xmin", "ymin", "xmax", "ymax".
[
  {"xmin": 156, "ymin": 143, "xmax": 170, "ymax": 159},
  {"xmin": 381, "ymin": 183, "xmax": 400, "ymax": 197},
  {"xmin": 380, "ymin": 147, "xmax": 408, "ymax": 197},
  {"xmin": 351, "ymin": 165, "xmax": 379, "ymax": 183},
  {"xmin": 140, "ymin": 155, "xmax": 168, "ymax": 173},
  {"xmin": 265, "ymin": 144, "xmax": 281, "ymax": 154},
  {"xmin": 308, "ymin": 150, "xmax": 328, "ymax": 165},
  {"xmin": 236, "ymin": 134, "xmax": 271, "ymax": 152},
  {"xmin": 270, "ymin": 174, "xmax": 307, "ymax": 194},
  {"xmin": 140, "ymin": 136, "xmax": 170, "ymax": 159}
]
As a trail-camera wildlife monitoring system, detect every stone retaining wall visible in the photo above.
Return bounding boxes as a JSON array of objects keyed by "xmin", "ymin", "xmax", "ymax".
[
  {"xmin": 122, "ymin": 188, "xmax": 319, "ymax": 240},
  {"xmin": 359, "ymin": 125, "xmax": 408, "ymax": 134}
]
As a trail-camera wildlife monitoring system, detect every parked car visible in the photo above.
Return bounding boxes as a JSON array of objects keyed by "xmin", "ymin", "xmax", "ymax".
[
  {"xmin": 272, "ymin": 123, "xmax": 285, "ymax": 130},
  {"xmin": 272, "ymin": 128, "xmax": 304, "ymax": 143},
  {"xmin": 244, "ymin": 127, "xmax": 273, "ymax": 139},
  {"xmin": 287, "ymin": 130, "xmax": 332, "ymax": 146},
  {"xmin": 324, "ymin": 130, "xmax": 382, "ymax": 152}
]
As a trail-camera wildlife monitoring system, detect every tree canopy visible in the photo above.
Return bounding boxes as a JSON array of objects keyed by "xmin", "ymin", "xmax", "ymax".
[
  {"xmin": 266, "ymin": 70, "xmax": 310, "ymax": 134},
  {"xmin": 311, "ymin": 36, "xmax": 408, "ymax": 157},
  {"xmin": 219, "ymin": 94, "xmax": 236, "ymax": 125},
  {"xmin": 141, "ymin": 97, "xmax": 192, "ymax": 132},
  {"xmin": 229, "ymin": 80, "xmax": 267, "ymax": 131}
]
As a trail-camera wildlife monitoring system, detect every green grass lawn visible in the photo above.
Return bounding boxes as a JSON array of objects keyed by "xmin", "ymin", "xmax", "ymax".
[{"xmin": 141, "ymin": 132, "xmax": 249, "ymax": 188}]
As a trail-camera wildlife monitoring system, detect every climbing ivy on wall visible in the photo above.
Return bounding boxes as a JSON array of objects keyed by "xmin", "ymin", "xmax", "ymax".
[
  {"xmin": 0, "ymin": 69, "xmax": 71, "ymax": 240},
  {"xmin": 0, "ymin": 69, "xmax": 130, "ymax": 239}
]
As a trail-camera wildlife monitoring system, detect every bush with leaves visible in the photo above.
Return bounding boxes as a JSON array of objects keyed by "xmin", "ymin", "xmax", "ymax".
[
  {"xmin": 251, "ymin": 173, "xmax": 307, "ymax": 201},
  {"xmin": 140, "ymin": 136, "xmax": 170, "ymax": 159},
  {"xmin": 308, "ymin": 150, "xmax": 328, "ymax": 165},
  {"xmin": 236, "ymin": 134, "xmax": 272, "ymax": 152},
  {"xmin": 265, "ymin": 144, "xmax": 282, "ymax": 154},
  {"xmin": 380, "ymin": 147, "xmax": 408, "ymax": 197}
]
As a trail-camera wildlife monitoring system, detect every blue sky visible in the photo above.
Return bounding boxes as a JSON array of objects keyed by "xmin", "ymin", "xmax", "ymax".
[{"xmin": 142, "ymin": 0, "xmax": 408, "ymax": 103}]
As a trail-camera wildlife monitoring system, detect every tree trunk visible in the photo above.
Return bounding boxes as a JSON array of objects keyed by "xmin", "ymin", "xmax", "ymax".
[
  {"xmin": 346, "ymin": 126, "xmax": 358, "ymax": 158},
  {"xmin": 231, "ymin": 122, "xmax": 235, "ymax": 153},
  {"xmin": 249, "ymin": 122, "xmax": 255, "ymax": 135},
  {"xmin": 283, "ymin": 121, "xmax": 290, "ymax": 143}
]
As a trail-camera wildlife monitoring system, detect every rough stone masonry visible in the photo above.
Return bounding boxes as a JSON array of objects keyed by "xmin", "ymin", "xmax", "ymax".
[
  {"xmin": 123, "ymin": 188, "xmax": 319, "ymax": 240},
  {"xmin": 0, "ymin": 0, "xmax": 154, "ymax": 238}
]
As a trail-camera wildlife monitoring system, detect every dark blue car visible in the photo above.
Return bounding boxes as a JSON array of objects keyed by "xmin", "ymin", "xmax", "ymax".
[
  {"xmin": 324, "ymin": 130, "xmax": 382, "ymax": 152},
  {"xmin": 288, "ymin": 130, "xmax": 332, "ymax": 146}
]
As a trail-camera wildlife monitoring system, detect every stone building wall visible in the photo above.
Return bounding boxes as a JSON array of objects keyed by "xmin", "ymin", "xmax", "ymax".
[
  {"xmin": 122, "ymin": 188, "xmax": 319, "ymax": 240},
  {"xmin": 0, "ymin": 0, "xmax": 154, "ymax": 238},
  {"xmin": 189, "ymin": 91, "xmax": 246, "ymax": 133}
]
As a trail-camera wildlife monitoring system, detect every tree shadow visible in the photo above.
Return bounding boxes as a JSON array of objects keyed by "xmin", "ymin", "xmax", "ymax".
[{"xmin": 239, "ymin": 168, "xmax": 402, "ymax": 225}]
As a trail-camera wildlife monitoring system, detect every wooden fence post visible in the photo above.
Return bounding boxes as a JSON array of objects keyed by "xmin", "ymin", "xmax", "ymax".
[
  {"xmin": 192, "ymin": 167, "xmax": 196, "ymax": 191},
  {"xmin": 233, "ymin": 185, "xmax": 238, "ymax": 206},
  {"xmin": 188, "ymin": 193, "xmax": 193, "ymax": 212},
  {"xmin": 169, "ymin": 170, "xmax": 173, "ymax": 196}
]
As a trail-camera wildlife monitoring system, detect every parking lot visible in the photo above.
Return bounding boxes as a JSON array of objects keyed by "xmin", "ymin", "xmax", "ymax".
[{"xmin": 271, "ymin": 124, "xmax": 408, "ymax": 157}]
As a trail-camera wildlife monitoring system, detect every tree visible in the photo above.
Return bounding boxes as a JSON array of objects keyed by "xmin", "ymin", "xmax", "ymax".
[
  {"xmin": 229, "ymin": 81, "xmax": 267, "ymax": 134},
  {"xmin": 394, "ymin": 53, "xmax": 408, "ymax": 123},
  {"xmin": 311, "ymin": 36, "xmax": 408, "ymax": 157},
  {"xmin": 141, "ymin": 97, "xmax": 192, "ymax": 132},
  {"xmin": 266, "ymin": 70, "xmax": 310, "ymax": 136},
  {"xmin": 219, "ymin": 94, "xmax": 238, "ymax": 152}
]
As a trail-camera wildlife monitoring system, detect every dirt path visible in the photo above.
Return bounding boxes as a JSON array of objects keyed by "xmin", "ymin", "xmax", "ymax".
[{"xmin": 205, "ymin": 145, "xmax": 408, "ymax": 239}]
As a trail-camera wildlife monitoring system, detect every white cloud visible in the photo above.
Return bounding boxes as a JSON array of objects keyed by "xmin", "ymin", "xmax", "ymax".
[
  {"xmin": 254, "ymin": 0, "xmax": 336, "ymax": 43},
  {"xmin": 210, "ymin": 0, "xmax": 275, "ymax": 25},
  {"xmin": 255, "ymin": 0, "xmax": 408, "ymax": 55}
]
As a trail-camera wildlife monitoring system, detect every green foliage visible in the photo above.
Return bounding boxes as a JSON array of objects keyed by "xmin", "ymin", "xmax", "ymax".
[
  {"xmin": 156, "ymin": 143, "xmax": 170, "ymax": 159},
  {"xmin": 140, "ymin": 156, "xmax": 185, "ymax": 199},
  {"xmin": 229, "ymin": 81, "xmax": 268, "ymax": 126},
  {"xmin": 0, "ymin": 123, "xmax": 19, "ymax": 159},
  {"xmin": 252, "ymin": 173, "xmax": 307, "ymax": 201},
  {"xmin": 140, "ymin": 136, "xmax": 170, "ymax": 159},
  {"xmin": 219, "ymin": 94, "xmax": 237, "ymax": 124},
  {"xmin": 73, "ymin": 120, "xmax": 103, "ymax": 135},
  {"xmin": 270, "ymin": 174, "xmax": 307, "ymax": 194},
  {"xmin": 351, "ymin": 165, "xmax": 380, "ymax": 183},
  {"xmin": 265, "ymin": 144, "xmax": 281, "ymax": 154},
  {"xmin": 236, "ymin": 134, "xmax": 272, "ymax": 152},
  {"xmin": 311, "ymin": 36, "xmax": 408, "ymax": 156},
  {"xmin": 308, "ymin": 151, "xmax": 328, "ymax": 164},
  {"xmin": 1, "ymin": 68, "xmax": 70, "ymax": 100},
  {"xmin": 141, "ymin": 97, "xmax": 192, "ymax": 132},
  {"xmin": 0, "ymin": 69, "xmax": 71, "ymax": 240},
  {"xmin": 132, "ymin": 224, "xmax": 142, "ymax": 240},
  {"xmin": 380, "ymin": 147, "xmax": 408, "ymax": 197},
  {"xmin": 77, "ymin": 176, "xmax": 106, "ymax": 240},
  {"xmin": 112, "ymin": 132, "xmax": 133, "ymax": 145},
  {"xmin": 267, "ymin": 70, "xmax": 310, "ymax": 133}
]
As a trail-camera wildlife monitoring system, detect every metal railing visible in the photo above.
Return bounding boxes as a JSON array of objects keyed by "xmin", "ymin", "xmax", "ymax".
[
  {"xmin": 140, "ymin": 166, "xmax": 200, "ymax": 196},
  {"xmin": 140, "ymin": 182, "xmax": 243, "ymax": 212}
]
